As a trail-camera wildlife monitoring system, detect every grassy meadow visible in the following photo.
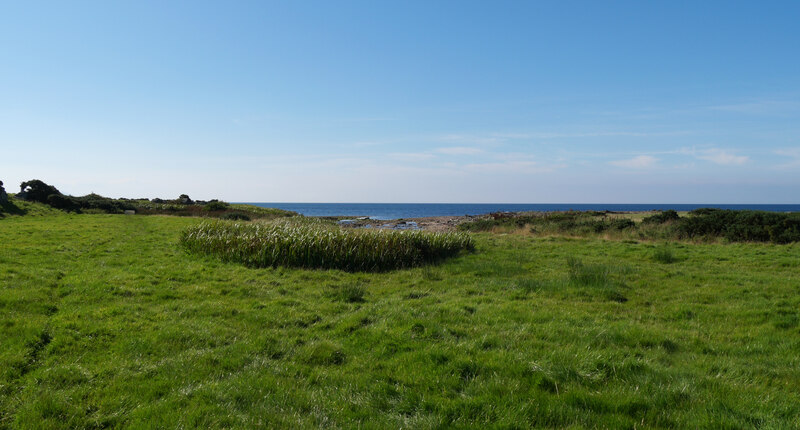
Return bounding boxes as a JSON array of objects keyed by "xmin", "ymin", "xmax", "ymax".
[{"xmin": 2, "ymin": 203, "xmax": 800, "ymax": 428}]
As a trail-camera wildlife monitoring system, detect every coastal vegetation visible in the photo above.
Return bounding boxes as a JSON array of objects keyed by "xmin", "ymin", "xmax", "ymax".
[
  {"xmin": 1, "ymin": 198, "xmax": 799, "ymax": 427},
  {"xmin": 5, "ymin": 179, "xmax": 295, "ymax": 220},
  {"xmin": 459, "ymin": 209, "xmax": 800, "ymax": 243},
  {"xmin": 180, "ymin": 219, "xmax": 475, "ymax": 272}
]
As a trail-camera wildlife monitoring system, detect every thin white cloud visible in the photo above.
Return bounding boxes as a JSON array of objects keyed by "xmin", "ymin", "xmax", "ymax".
[
  {"xmin": 436, "ymin": 146, "xmax": 484, "ymax": 155},
  {"xmin": 707, "ymin": 100, "xmax": 800, "ymax": 115},
  {"xmin": 774, "ymin": 148, "xmax": 800, "ymax": 168},
  {"xmin": 695, "ymin": 149, "xmax": 749, "ymax": 165},
  {"xmin": 609, "ymin": 155, "xmax": 658, "ymax": 169},
  {"xmin": 388, "ymin": 152, "xmax": 436, "ymax": 161},
  {"xmin": 436, "ymin": 134, "xmax": 502, "ymax": 145},
  {"xmin": 462, "ymin": 160, "xmax": 564, "ymax": 174},
  {"xmin": 676, "ymin": 147, "xmax": 749, "ymax": 165}
]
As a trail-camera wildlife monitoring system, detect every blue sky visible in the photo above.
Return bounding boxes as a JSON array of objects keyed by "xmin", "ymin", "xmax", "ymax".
[{"xmin": 2, "ymin": 1, "xmax": 799, "ymax": 203}]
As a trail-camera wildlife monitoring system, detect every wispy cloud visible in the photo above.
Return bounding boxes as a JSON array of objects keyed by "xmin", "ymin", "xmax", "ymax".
[
  {"xmin": 439, "ymin": 130, "xmax": 690, "ymax": 143},
  {"xmin": 436, "ymin": 146, "xmax": 484, "ymax": 155},
  {"xmin": 388, "ymin": 152, "xmax": 436, "ymax": 161},
  {"xmin": 696, "ymin": 149, "xmax": 748, "ymax": 165},
  {"xmin": 707, "ymin": 100, "xmax": 800, "ymax": 115},
  {"xmin": 497, "ymin": 131, "xmax": 688, "ymax": 139},
  {"xmin": 774, "ymin": 148, "xmax": 800, "ymax": 168},
  {"xmin": 609, "ymin": 155, "xmax": 658, "ymax": 169},
  {"xmin": 674, "ymin": 147, "xmax": 749, "ymax": 165},
  {"xmin": 435, "ymin": 134, "xmax": 503, "ymax": 145},
  {"xmin": 462, "ymin": 160, "xmax": 565, "ymax": 174}
]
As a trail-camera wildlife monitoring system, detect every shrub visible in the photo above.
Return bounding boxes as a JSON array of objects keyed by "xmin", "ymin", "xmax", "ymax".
[
  {"xmin": 18, "ymin": 180, "xmax": 62, "ymax": 203},
  {"xmin": 220, "ymin": 212, "xmax": 251, "ymax": 221},
  {"xmin": 204, "ymin": 200, "xmax": 229, "ymax": 211},
  {"xmin": 677, "ymin": 209, "xmax": 800, "ymax": 243},
  {"xmin": 76, "ymin": 193, "xmax": 134, "ymax": 213},
  {"xmin": 609, "ymin": 219, "xmax": 636, "ymax": 230},
  {"xmin": 643, "ymin": 210, "xmax": 680, "ymax": 224},
  {"xmin": 47, "ymin": 194, "xmax": 81, "ymax": 212},
  {"xmin": 180, "ymin": 219, "xmax": 475, "ymax": 272}
]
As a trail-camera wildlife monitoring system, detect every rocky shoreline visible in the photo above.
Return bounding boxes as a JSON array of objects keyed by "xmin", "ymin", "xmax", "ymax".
[
  {"xmin": 330, "ymin": 215, "xmax": 477, "ymax": 232},
  {"xmin": 330, "ymin": 210, "xmax": 666, "ymax": 232}
]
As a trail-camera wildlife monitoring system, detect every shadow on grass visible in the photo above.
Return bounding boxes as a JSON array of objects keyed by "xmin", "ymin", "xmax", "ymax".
[{"xmin": 0, "ymin": 199, "xmax": 27, "ymax": 218}]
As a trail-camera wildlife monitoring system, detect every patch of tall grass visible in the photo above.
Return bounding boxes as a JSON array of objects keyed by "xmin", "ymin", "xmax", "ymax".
[
  {"xmin": 567, "ymin": 257, "xmax": 613, "ymax": 288},
  {"xmin": 567, "ymin": 257, "xmax": 628, "ymax": 302},
  {"xmin": 652, "ymin": 243, "xmax": 678, "ymax": 263},
  {"xmin": 180, "ymin": 219, "xmax": 475, "ymax": 272}
]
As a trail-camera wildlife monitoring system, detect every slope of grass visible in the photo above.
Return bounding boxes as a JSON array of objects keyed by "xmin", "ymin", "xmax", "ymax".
[
  {"xmin": 2, "ymin": 214, "xmax": 799, "ymax": 428},
  {"xmin": 0, "ymin": 197, "xmax": 64, "ymax": 218}
]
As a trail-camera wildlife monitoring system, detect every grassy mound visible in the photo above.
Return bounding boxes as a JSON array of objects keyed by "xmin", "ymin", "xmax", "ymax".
[{"xmin": 180, "ymin": 219, "xmax": 475, "ymax": 272}]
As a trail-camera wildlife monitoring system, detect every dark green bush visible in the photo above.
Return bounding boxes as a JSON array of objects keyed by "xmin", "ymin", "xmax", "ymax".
[
  {"xmin": 220, "ymin": 212, "xmax": 251, "ymax": 221},
  {"xmin": 47, "ymin": 194, "xmax": 81, "ymax": 212},
  {"xmin": 609, "ymin": 219, "xmax": 636, "ymax": 230},
  {"xmin": 677, "ymin": 209, "xmax": 800, "ymax": 243},
  {"xmin": 643, "ymin": 210, "xmax": 680, "ymax": 224},
  {"xmin": 76, "ymin": 193, "xmax": 135, "ymax": 213},
  {"xmin": 18, "ymin": 180, "xmax": 62, "ymax": 203},
  {"xmin": 204, "ymin": 201, "xmax": 230, "ymax": 211}
]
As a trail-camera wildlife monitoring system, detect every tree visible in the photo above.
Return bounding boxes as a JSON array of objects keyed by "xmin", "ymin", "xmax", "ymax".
[{"xmin": 17, "ymin": 180, "xmax": 62, "ymax": 203}]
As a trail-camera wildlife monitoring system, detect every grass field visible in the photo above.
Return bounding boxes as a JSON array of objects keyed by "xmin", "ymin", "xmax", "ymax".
[{"xmin": 2, "ymin": 208, "xmax": 800, "ymax": 428}]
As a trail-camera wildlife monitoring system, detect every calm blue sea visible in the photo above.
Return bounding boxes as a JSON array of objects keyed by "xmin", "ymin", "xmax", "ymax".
[{"xmin": 241, "ymin": 203, "xmax": 800, "ymax": 220}]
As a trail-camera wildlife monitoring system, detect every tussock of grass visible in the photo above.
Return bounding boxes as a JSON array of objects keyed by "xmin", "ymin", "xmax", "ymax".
[
  {"xmin": 300, "ymin": 341, "xmax": 346, "ymax": 366},
  {"xmin": 567, "ymin": 257, "xmax": 614, "ymax": 288},
  {"xmin": 652, "ymin": 243, "xmax": 678, "ymax": 263},
  {"xmin": 180, "ymin": 219, "xmax": 475, "ymax": 272},
  {"xmin": 329, "ymin": 284, "xmax": 366, "ymax": 303},
  {"xmin": 567, "ymin": 257, "xmax": 629, "ymax": 302}
]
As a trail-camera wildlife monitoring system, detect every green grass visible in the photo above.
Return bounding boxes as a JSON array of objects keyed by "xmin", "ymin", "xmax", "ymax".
[
  {"xmin": 652, "ymin": 243, "xmax": 679, "ymax": 264},
  {"xmin": 2, "ymin": 208, "xmax": 800, "ymax": 428},
  {"xmin": 180, "ymin": 218, "xmax": 475, "ymax": 272}
]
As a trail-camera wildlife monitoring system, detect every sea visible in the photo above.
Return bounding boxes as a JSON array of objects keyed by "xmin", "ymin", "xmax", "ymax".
[{"xmin": 241, "ymin": 203, "xmax": 800, "ymax": 221}]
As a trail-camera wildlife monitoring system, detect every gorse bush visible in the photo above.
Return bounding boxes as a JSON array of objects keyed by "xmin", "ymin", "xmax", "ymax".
[
  {"xmin": 462, "ymin": 211, "xmax": 637, "ymax": 236},
  {"xmin": 204, "ymin": 200, "xmax": 230, "ymax": 211},
  {"xmin": 460, "ymin": 209, "xmax": 800, "ymax": 244},
  {"xmin": 47, "ymin": 194, "xmax": 82, "ymax": 212},
  {"xmin": 77, "ymin": 193, "xmax": 135, "ymax": 213},
  {"xmin": 180, "ymin": 219, "xmax": 475, "ymax": 272},
  {"xmin": 677, "ymin": 209, "xmax": 800, "ymax": 244},
  {"xmin": 18, "ymin": 179, "xmax": 62, "ymax": 203},
  {"xmin": 643, "ymin": 210, "xmax": 680, "ymax": 224},
  {"xmin": 220, "ymin": 212, "xmax": 251, "ymax": 221}
]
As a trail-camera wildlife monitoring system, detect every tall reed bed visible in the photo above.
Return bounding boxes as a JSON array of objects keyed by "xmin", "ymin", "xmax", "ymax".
[{"xmin": 180, "ymin": 219, "xmax": 475, "ymax": 272}]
